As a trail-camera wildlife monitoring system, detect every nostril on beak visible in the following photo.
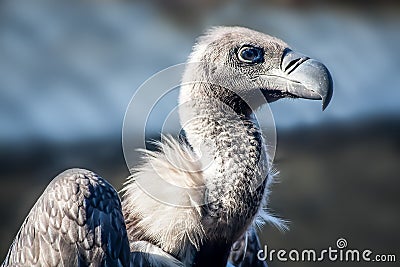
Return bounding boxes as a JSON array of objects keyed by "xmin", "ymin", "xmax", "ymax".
[
  {"xmin": 281, "ymin": 49, "xmax": 310, "ymax": 74},
  {"xmin": 285, "ymin": 57, "xmax": 310, "ymax": 74}
]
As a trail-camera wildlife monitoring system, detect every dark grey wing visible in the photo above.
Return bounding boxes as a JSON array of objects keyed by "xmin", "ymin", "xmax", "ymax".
[
  {"xmin": 1, "ymin": 168, "xmax": 130, "ymax": 267},
  {"xmin": 228, "ymin": 227, "xmax": 267, "ymax": 267}
]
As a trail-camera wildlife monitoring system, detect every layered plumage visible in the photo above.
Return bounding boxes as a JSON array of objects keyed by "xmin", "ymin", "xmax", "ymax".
[
  {"xmin": 2, "ymin": 169, "xmax": 130, "ymax": 266},
  {"xmin": 2, "ymin": 26, "xmax": 332, "ymax": 267}
]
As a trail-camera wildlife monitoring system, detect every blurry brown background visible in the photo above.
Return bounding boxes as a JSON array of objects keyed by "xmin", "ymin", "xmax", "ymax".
[{"xmin": 0, "ymin": 0, "xmax": 399, "ymax": 266}]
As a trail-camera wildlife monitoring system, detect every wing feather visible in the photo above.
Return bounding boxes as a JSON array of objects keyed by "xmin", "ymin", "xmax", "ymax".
[
  {"xmin": 228, "ymin": 227, "xmax": 268, "ymax": 267},
  {"xmin": 1, "ymin": 168, "xmax": 130, "ymax": 267}
]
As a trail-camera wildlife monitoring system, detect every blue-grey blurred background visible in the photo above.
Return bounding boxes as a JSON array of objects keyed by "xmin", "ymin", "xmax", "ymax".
[{"xmin": 1, "ymin": 0, "xmax": 399, "ymax": 265}]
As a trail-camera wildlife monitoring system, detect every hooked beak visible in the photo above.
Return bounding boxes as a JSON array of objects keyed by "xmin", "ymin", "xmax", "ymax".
[{"xmin": 262, "ymin": 48, "xmax": 333, "ymax": 110}]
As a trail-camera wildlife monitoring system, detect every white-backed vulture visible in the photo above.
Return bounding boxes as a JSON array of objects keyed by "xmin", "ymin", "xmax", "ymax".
[{"xmin": 2, "ymin": 26, "xmax": 332, "ymax": 267}]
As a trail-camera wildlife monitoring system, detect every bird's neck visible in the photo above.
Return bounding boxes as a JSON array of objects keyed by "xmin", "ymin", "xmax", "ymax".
[{"xmin": 179, "ymin": 84, "xmax": 269, "ymax": 243}]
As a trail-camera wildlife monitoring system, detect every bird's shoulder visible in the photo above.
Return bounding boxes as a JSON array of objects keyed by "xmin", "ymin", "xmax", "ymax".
[{"xmin": 2, "ymin": 168, "xmax": 130, "ymax": 267}]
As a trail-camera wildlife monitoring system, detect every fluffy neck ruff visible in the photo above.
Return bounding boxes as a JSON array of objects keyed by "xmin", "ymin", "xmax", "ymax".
[
  {"xmin": 122, "ymin": 137, "xmax": 205, "ymax": 264},
  {"xmin": 122, "ymin": 71, "xmax": 280, "ymax": 266}
]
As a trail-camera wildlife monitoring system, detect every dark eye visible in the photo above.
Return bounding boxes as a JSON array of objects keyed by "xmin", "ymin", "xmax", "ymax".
[{"xmin": 238, "ymin": 46, "xmax": 264, "ymax": 63}]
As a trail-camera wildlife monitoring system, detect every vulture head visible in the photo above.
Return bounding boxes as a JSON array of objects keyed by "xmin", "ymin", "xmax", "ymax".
[{"xmin": 180, "ymin": 26, "xmax": 333, "ymax": 116}]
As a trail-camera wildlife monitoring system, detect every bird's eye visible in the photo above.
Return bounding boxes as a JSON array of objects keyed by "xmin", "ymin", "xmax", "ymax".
[{"xmin": 238, "ymin": 46, "xmax": 264, "ymax": 64}]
